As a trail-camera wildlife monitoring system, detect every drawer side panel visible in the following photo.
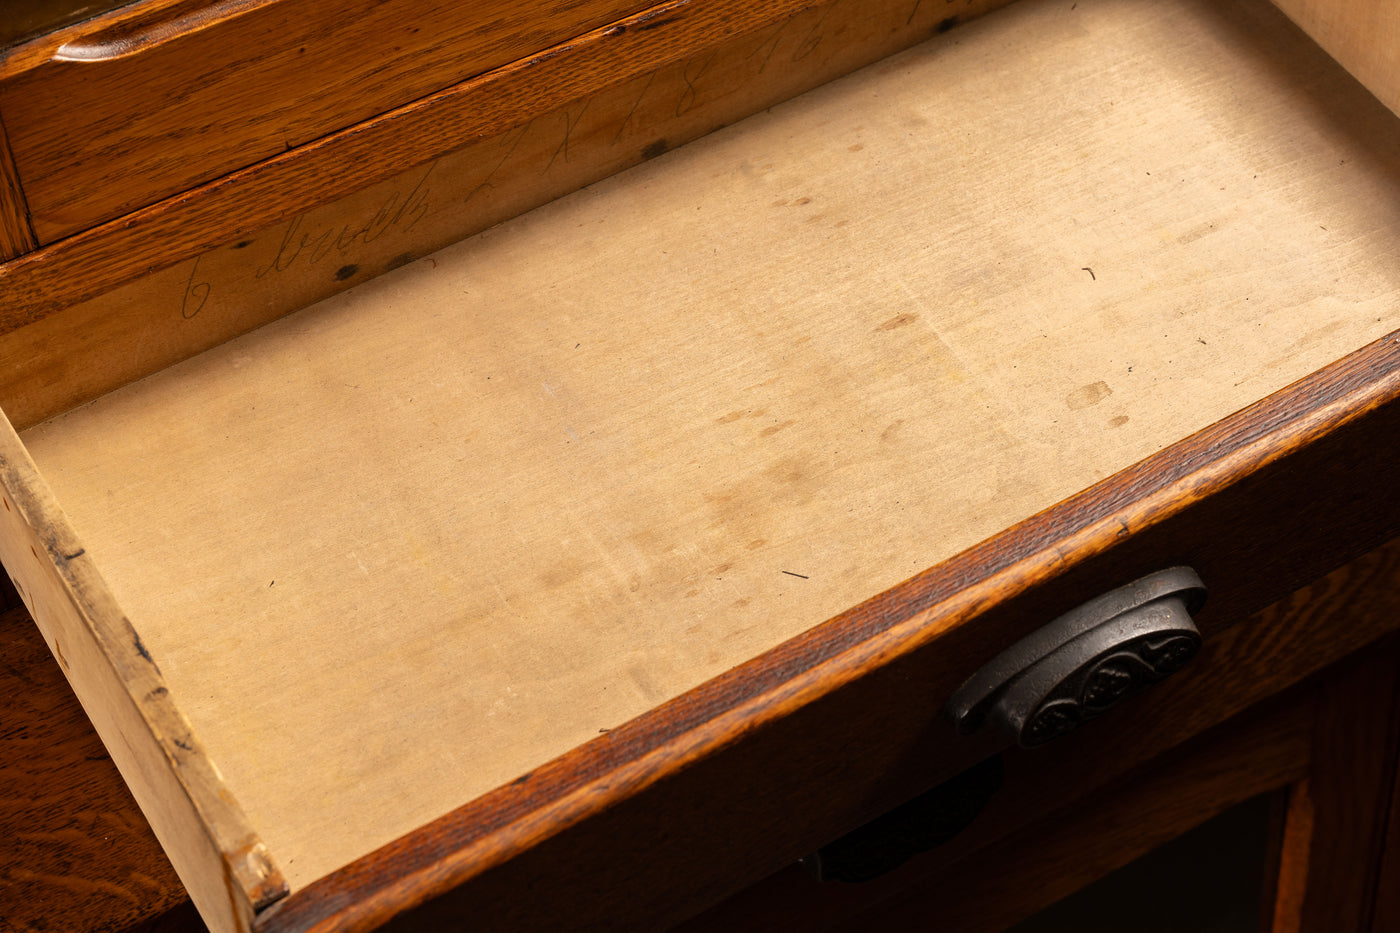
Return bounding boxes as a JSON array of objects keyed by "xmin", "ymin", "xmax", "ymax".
[
  {"xmin": 1271, "ymin": 0, "xmax": 1400, "ymax": 117},
  {"xmin": 0, "ymin": 408, "xmax": 285, "ymax": 933}
]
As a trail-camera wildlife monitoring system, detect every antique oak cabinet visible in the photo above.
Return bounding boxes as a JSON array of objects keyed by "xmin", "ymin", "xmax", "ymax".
[{"xmin": 2, "ymin": 0, "xmax": 1400, "ymax": 929}]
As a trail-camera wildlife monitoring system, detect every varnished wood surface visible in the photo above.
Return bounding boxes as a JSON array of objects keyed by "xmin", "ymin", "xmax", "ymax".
[
  {"xmin": 1270, "ymin": 780, "xmax": 1312, "ymax": 931},
  {"xmin": 0, "ymin": 0, "xmax": 1014, "ymax": 433},
  {"xmin": 0, "ymin": 0, "xmax": 130, "ymax": 52},
  {"xmin": 256, "ymin": 333, "xmax": 1400, "ymax": 933},
  {"xmin": 0, "ymin": 110, "xmax": 36, "ymax": 262},
  {"xmin": 0, "ymin": 604, "xmax": 197, "ymax": 932},
  {"xmin": 17, "ymin": 0, "xmax": 1400, "ymax": 898},
  {"xmin": 2, "ymin": 0, "xmax": 1399, "ymax": 928},
  {"xmin": 690, "ymin": 651, "xmax": 1400, "ymax": 933},
  {"xmin": 681, "ymin": 540, "xmax": 1400, "ymax": 931},
  {"xmin": 1273, "ymin": 642, "xmax": 1400, "ymax": 931},
  {"xmin": 818, "ymin": 684, "xmax": 1313, "ymax": 933},
  {"xmin": 0, "ymin": 0, "xmax": 655, "ymax": 243},
  {"xmin": 5, "ymin": 545, "xmax": 1398, "ymax": 930}
]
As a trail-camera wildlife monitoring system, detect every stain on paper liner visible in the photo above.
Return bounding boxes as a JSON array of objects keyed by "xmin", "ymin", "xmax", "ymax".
[{"xmin": 1066, "ymin": 380, "xmax": 1113, "ymax": 410}]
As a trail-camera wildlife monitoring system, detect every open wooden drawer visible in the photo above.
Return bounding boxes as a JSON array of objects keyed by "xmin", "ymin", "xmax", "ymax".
[{"xmin": 3, "ymin": 0, "xmax": 1400, "ymax": 930}]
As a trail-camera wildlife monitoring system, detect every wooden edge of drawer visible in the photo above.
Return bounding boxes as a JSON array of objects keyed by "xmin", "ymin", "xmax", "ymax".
[
  {"xmin": 0, "ymin": 407, "xmax": 286, "ymax": 933},
  {"xmin": 248, "ymin": 333, "xmax": 1400, "ymax": 931}
]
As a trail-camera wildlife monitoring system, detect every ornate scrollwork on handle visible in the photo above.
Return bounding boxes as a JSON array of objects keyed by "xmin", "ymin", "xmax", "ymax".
[
  {"xmin": 1019, "ymin": 630, "xmax": 1201, "ymax": 746},
  {"xmin": 947, "ymin": 568, "xmax": 1206, "ymax": 748}
]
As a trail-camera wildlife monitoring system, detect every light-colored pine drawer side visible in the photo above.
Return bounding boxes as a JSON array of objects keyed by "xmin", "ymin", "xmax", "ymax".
[
  {"xmin": 1271, "ymin": 0, "xmax": 1400, "ymax": 117},
  {"xmin": 0, "ymin": 409, "xmax": 285, "ymax": 933}
]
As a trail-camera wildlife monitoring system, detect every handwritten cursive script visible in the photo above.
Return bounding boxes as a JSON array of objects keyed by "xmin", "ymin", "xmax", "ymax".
[
  {"xmin": 180, "ymin": 255, "xmax": 211, "ymax": 319},
  {"xmin": 255, "ymin": 160, "xmax": 437, "ymax": 280}
]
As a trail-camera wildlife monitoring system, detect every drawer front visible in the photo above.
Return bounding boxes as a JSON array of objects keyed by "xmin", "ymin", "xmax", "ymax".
[{"xmin": 686, "ymin": 570, "xmax": 1400, "ymax": 932}]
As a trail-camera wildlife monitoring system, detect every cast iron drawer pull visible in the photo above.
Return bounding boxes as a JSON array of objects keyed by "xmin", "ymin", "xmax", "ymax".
[{"xmin": 946, "ymin": 567, "xmax": 1206, "ymax": 747}]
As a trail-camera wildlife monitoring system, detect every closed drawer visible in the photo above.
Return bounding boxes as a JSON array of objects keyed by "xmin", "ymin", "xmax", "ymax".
[
  {"xmin": 0, "ymin": 0, "xmax": 655, "ymax": 244},
  {"xmin": 2, "ymin": 0, "xmax": 1400, "ymax": 930}
]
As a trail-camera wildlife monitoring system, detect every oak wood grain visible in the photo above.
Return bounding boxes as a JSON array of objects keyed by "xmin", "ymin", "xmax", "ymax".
[
  {"xmin": 12, "ymin": 540, "xmax": 1398, "ymax": 932},
  {"xmin": 0, "ymin": 0, "xmax": 835, "ymax": 332},
  {"xmin": 1274, "ymin": 640, "xmax": 1400, "ymax": 931},
  {"xmin": 707, "ymin": 643, "xmax": 1400, "ymax": 933},
  {"xmin": 202, "ymin": 0, "xmax": 1400, "ymax": 908},
  {"xmin": 0, "ymin": 107, "xmax": 36, "ymax": 262},
  {"xmin": 817, "ymin": 685, "xmax": 1313, "ymax": 933},
  {"xmin": 3, "ymin": 0, "xmax": 1398, "ymax": 927},
  {"xmin": 0, "ymin": 0, "xmax": 655, "ymax": 243},
  {"xmin": 20, "ymin": 0, "xmax": 1400, "ymax": 896},
  {"xmin": 0, "ymin": 605, "xmax": 197, "ymax": 933},
  {"xmin": 250, "ymin": 321, "xmax": 1400, "ymax": 931}
]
